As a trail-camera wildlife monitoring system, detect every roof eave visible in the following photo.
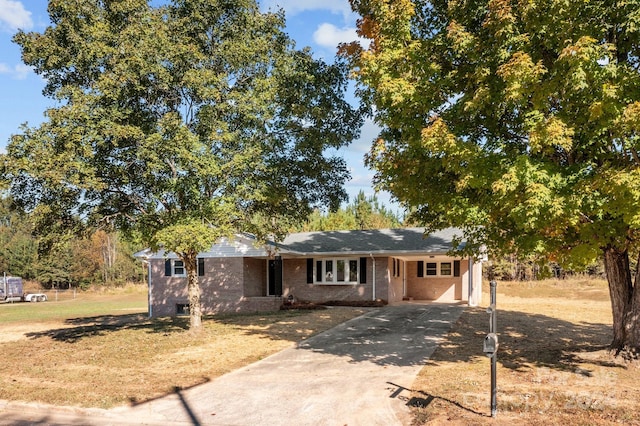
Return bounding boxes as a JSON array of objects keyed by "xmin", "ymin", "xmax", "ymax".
[{"xmin": 280, "ymin": 249, "xmax": 460, "ymax": 257}]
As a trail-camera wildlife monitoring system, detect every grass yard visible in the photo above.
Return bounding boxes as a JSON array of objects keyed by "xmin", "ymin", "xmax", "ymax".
[
  {"xmin": 0, "ymin": 286, "xmax": 368, "ymax": 409},
  {"xmin": 2, "ymin": 279, "xmax": 638, "ymax": 424},
  {"xmin": 410, "ymin": 278, "xmax": 640, "ymax": 425},
  {"xmin": 0, "ymin": 285, "xmax": 147, "ymax": 326}
]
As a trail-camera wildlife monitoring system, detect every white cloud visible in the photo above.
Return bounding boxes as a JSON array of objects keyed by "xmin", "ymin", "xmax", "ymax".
[
  {"xmin": 0, "ymin": 0, "xmax": 33, "ymax": 31},
  {"xmin": 0, "ymin": 62, "xmax": 33, "ymax": 79},
  {"xmin": 261, "ymin": 0, "xmax": 352, "ymax": 17},
  {"xmin": 13, "ymin": 63, "xmax": 30, "ymax": 79},
  {"xmin": 346, "ymin": 170, "xmax": 375, "ymax": 187},
  {"xmin": 313, "ymin": 23, "xmax": 359, "ymax": 50}
]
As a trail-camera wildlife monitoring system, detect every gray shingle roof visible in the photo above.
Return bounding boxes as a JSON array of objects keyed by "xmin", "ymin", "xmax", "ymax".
[
  {"xmin": 277, "ymin": 227, "xmax": 464, "ymax": 255},
  {"xmin": 134, "ymin": 228, "xmax": 466, "ymax": 259}
]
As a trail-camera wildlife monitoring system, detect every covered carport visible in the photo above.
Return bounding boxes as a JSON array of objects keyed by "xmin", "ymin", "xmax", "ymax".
[{"xmin": 388, "ymin": 254, "xmax": 482, "ymax": 306}]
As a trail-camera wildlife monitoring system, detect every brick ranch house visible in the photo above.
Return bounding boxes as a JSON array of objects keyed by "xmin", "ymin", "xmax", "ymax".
[{"xmin": 136, "ymin": 227, "xmax": 484, "ymax": 318}]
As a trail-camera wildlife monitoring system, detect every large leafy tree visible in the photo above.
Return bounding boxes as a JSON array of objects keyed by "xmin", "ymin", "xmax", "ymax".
[
  {"xmin": 5, "ymin": 0, "xmax": 362, "ymax": 329},
  {"xmin": 346, "ymin": 0, "xmax": 640, "ymax": 353}
]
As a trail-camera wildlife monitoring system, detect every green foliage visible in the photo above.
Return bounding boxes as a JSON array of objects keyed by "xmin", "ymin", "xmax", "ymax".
[
  {"xmin": 31, "ymin": 229, "xmax": 143, "ymax": 289},
  {"xmin": 36, "ymin": 244, "xmax": 73, "ymax": 289},
  {"xmin": 350, "ymin": 190, "xmax": 403, "ymax": 230},
  {"xmin": 0, "ymin": 198, "xmax": 38, "ymax": 279},
  {"xmin": 0, "ymin": 196, "xmax": 142, "ymax": 288},
  {"xmin": 487, "ymin": 255, "xmax": 604, "ymax": 281},
  {"xmin": 296, "ymin": 191, "xmax": 402, "ymax": 231},
  {"xmin": 347, "ymin": 0, "xmax": 640, "ymax": 263},
  {"xmin": 6, "ymin": 0, "xmax": 361, "ymax": 250}
]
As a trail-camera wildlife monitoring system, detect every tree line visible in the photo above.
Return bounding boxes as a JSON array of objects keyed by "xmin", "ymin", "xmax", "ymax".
[
  {"xmin": 0, "ymin": 197, "xmax": 141, "ymax": 288},
  {"xmin": 293, "ymin": 191, "xmax": 402, "ymax": 232}
]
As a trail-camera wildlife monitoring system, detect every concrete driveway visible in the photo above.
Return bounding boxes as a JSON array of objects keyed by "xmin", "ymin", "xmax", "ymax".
[{"xmin": 0, "ymin": 303, "xmax": 465, "ymax": 426}]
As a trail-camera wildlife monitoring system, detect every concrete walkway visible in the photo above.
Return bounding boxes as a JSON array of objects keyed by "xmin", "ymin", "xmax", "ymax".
[{"xmin": 0, "ymin": 303, "xmax": 465, "ymax": 426}]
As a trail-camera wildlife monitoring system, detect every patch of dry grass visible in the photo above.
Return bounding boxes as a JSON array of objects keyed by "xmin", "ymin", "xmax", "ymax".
[
  {"xmin": 0, "ymin": 297, "xmax": 368, "ymax": 409},
  {"xmin": 410, "ymin": 278, "xmax": 640, "ymax": 425}
]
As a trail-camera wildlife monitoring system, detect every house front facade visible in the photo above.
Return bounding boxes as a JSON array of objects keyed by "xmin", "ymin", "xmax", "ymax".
[{"xmin": 137, "ymin": 228, "xmax": 484, "ymax": 318}]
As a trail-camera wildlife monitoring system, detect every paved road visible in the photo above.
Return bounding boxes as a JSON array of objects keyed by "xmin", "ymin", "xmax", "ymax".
[{"xmin": 0, "ymin": 303, "xmax": 465, "ymax": 426}]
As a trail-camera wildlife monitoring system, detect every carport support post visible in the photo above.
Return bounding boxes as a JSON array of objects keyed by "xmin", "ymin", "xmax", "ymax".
[{"xmin": 488, "ymin": 280, "xmax": 497, "ymax": 417}]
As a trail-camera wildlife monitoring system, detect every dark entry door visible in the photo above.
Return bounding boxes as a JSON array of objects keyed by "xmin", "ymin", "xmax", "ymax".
[{"xmin": 268, "ymin": 256, "xmax": 283, "ymax": 296}]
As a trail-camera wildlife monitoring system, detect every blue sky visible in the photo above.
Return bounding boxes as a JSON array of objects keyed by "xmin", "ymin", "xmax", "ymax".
[{"xmin": 0, "ymin": 0, "xmax": 389, "ymax": 208}]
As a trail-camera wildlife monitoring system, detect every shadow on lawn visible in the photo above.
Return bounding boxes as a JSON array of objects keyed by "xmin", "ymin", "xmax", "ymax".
[
  {"xmin": 407, "ymin": 306, "xmax": 622, "ymax": 422},
  {"xmin": 24, "ymin": 313, "xmax": 190, "ymax": 343},
  {"xmin": 267, "ymin": 303, "xmax": 616, "ymax": 373},
  {"xmin": 427, "ymin": 306, "xmax": 617, "ymax": 372},
  {"xmin": 23, "ymin": 303, "xmax": 616, "ymax": 374}
]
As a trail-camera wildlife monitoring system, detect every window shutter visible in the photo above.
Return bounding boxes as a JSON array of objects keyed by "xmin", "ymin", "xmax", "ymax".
[
  {"xmin": 417, "ymin": 261, "xmax": 424, "ymax": 278},
  {"xmin": 359, "ymin": 257, "xmax": 367, "ymax": 284},
  {"xmin": 198, "ymin": 258, "xmax": 205, "ymax": 276},
  {"xmin": 306, "ymin": 259, "xmax": 314, "ymax": 283},
  {"xmin": 164, "ymin": 259, "xmax": 172, "ymax": 276},
  {"xmin": 454, "ymin": 260, "xmax": 461, "ymax": 277}
]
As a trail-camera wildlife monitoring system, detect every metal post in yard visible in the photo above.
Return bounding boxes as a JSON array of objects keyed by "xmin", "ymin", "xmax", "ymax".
[
  {"xmin": 488, "ymin": 280, "xmax": 498, "ymax": 417},
  {"xmin": 491, "ymin": 341, "xmax": 497, "ymax": 417}
]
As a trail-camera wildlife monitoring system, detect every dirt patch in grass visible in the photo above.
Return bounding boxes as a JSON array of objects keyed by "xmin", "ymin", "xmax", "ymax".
[
  {"xmin": 410, "ymin": 278, "xmax": 640, "ymax": 425},
  {"xmin": 0, "ymin": 304, "xmax": 370, "ymax": 409}
]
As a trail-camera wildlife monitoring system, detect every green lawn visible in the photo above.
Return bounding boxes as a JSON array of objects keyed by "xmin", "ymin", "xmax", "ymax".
[{"xmin": 0, "ymin": 287, "xmax": 148, "ymax": 325}]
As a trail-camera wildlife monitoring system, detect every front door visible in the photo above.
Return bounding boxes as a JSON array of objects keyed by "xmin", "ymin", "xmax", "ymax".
[{"xmin": 268, "ymin": 256, "xmax": 283, "ymax": 296}]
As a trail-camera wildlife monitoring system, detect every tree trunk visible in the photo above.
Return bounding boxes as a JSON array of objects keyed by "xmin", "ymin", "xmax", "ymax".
[
  {"xmin": 184, "ymin": 253, "xmax": 202, "ymax": 330},
  {"xmin": 602, "ymin": 246, "xmax": 638, "ymax": 353},
  {"xmin": 625, "ymin": 252, "xmax": 640, "ymax": 352}
]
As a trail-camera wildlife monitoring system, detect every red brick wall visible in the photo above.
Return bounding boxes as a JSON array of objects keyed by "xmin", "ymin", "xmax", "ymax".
[
  {"xmin": 405, "ymin": 259, "xmax": 468, "ymax": 301},
  {"xmin": 148, "ymin": 255, "xmax": 473, "ymax": 317},
  {"xmin": 374, "ymin": 257, "xmax": 391, "ymax": 302},
  {"xmin": 148, "ymin": 259, "xmax": 188, "ymax": 317},
  {"xmin": 243, "ymin": 258, "xmax": 266, "ymax": 297},
  {"xmin": 281, "ymin": 257, "xmax": 391, "ymax": 303},
  {"xmin": 149, "ymin": 257, "xmax": 278, "ymax": 317}
]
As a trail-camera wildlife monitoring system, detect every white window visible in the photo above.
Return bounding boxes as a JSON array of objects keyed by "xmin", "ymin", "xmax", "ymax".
[
  {"xmin": 315, "ymin": 258, "xmax": 359, "ymax": 284},
  {"xmin": 426, "ymin": 262, "xmax": 437, "ymax": 276},
  {"xmin": 417, "ymin": 260, "xmax": 461, "ymax": 278},
  {"xmin": 173, "ymin": 260, "xmax": 186, "ymax": 277},
  {"xmin": 440, "ymin": 262, "xmax": 452, "ymax": 276},
  {"xmin": 164, "ymin": 259, "xmax": 188, "ymax": 277}
]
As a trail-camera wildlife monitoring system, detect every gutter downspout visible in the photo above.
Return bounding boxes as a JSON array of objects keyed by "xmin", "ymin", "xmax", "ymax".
[
  {"xmin": 468, "ymin": 257, "xmax": 477, "ymax": 307},
  {"xmin": 403, "ymin": 260, "xmax": 407, "ymax": 298},
  {"xmin": 147, "ymin": 261, "xmax": 152, "ymax": 318},
  {"xmin": 370, "ymin": 253, "xmax": 376, "ymax": 301}
]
